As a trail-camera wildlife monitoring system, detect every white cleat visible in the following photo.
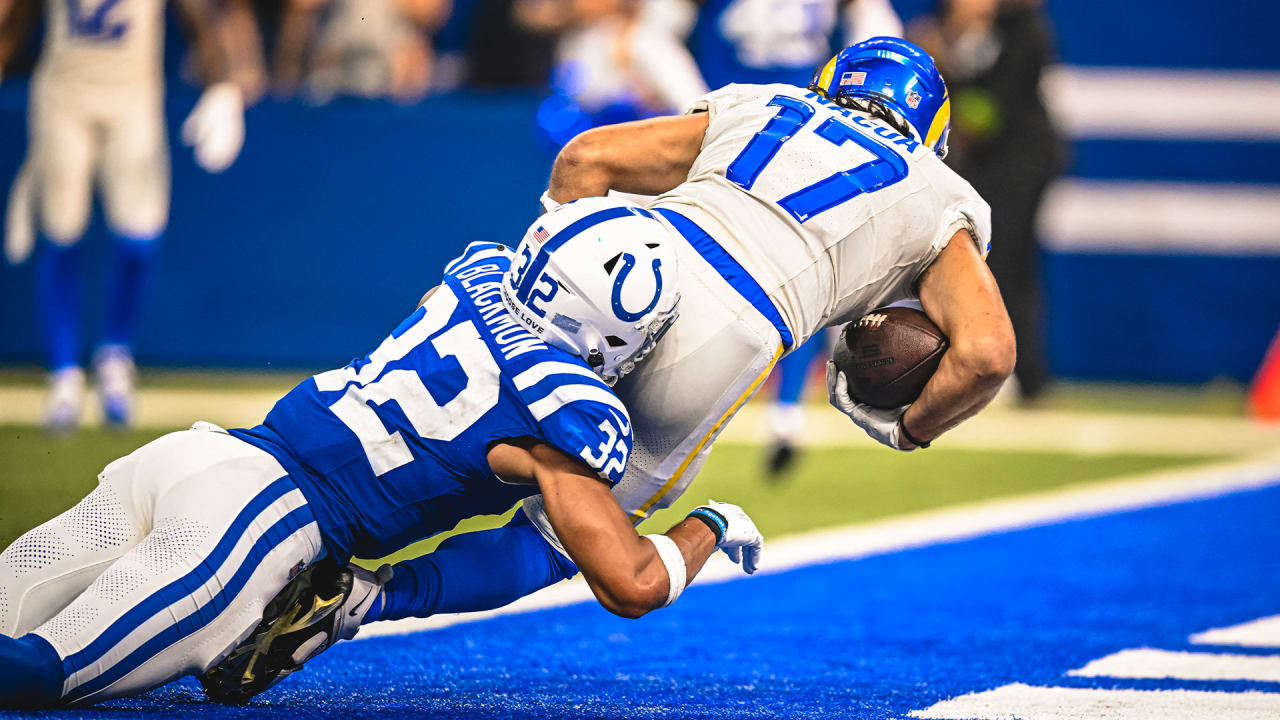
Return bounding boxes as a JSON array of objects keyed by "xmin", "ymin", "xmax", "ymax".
[
  {"xmin": 94, "ymin": 345, "xmax": 137, "ymax": 429},
  {"xmin": 45, "ymin": 367, "xmax": 86, "ymax": 434}
]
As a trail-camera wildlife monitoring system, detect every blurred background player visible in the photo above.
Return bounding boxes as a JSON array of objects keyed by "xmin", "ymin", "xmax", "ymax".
[
  {"xmin": 910, "ymin": 0, "xmax": 1063, "ymax": 403},
  {"xmin": 272, "ymin": 0, "xmax": 450, "ymax": 104},
  {"xmin": 0, "ymin": 0, "xmax": 262, "ymax": 433}
]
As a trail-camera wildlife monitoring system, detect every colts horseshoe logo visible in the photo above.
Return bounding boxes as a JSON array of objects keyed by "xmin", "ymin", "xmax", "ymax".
[{"xmin": 610, "ymin": 253, "xmax": 664, "ymax": 322}]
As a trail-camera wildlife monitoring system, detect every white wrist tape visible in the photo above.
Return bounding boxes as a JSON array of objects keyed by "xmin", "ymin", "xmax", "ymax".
[
  {"xmin": 539, "ymin": 191, "xmax": 562, "ymax": 214},
  {"xmin": 645, "ymin": 534, "xmax": 687, "ymax": 608}
]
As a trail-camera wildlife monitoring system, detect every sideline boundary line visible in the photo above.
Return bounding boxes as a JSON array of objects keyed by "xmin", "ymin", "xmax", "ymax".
[{"xmin": 359, "ymin": 451, "xmax": 1280, "ymax": 639}]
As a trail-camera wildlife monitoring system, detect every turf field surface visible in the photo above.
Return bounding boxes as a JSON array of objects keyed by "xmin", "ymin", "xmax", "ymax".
[{"xmin": 3, "ymin": 462, "xmax": 1278, "ymax": 719}]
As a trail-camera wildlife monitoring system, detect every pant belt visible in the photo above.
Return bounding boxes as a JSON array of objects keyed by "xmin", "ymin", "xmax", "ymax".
[{"xmin": 654, "ymin": 208, "xmax": 794, "ymax": 349}]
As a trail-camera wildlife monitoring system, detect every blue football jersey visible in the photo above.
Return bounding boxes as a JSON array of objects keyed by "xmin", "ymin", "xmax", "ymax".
[
  {"xmin": 231, "ymin": 243, "xmax": 632, "ymax": 561},
  {"xmin": 691, "ymin": 0, "xmax": 839, "ymax": 90}
]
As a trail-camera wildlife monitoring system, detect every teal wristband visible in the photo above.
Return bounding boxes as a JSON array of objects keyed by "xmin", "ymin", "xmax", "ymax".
[{"xmin": 686, "ymin": 507, "xmax": 727, "ymax": 544}]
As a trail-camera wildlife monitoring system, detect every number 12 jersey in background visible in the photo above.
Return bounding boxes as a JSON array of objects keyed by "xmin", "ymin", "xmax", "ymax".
[{"xmin": 232, "ymin": 243, "xmax": 632, "ymax": 561}]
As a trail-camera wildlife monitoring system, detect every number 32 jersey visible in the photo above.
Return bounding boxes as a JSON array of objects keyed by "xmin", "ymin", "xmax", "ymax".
[
  {"xmin": 651, "ymin": 83, "xmax": 992, "ymax": 348},
  {"xmin": 231, "ymin": 244, "xmax": 632, "ymax": 561}
]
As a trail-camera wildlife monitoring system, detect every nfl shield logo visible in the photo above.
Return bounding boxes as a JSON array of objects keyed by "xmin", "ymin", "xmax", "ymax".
[{"xmin": 906, "ymin": 90, "xmax": 921, "ymax": 109}]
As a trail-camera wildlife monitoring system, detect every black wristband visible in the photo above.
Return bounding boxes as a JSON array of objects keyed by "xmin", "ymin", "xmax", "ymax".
[
  {"xmin": 686, "ymin": 508, "xmax": 727, "ymax": 544},
  {"xmin": 898, "ymin": 416, "xmax": 930, "ymax": 449}
]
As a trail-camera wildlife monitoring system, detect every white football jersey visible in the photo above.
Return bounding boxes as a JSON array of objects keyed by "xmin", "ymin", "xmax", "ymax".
[
  {"xmin": 650, "ymin": 83, "xmax": 991, "ymax": 347},
  {"xmin": 40, "ymin": 0, "xmax": 166, "ymax": 85}
]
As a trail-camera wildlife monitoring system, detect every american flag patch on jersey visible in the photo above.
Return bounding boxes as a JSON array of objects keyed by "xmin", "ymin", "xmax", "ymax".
[
  {"xmin": 532, "ymin": 226, "xmax": 550, "ymax": 244},
  {"xmin": 840, "ymin": 71, "xmax": 866, "ymax": 86}
]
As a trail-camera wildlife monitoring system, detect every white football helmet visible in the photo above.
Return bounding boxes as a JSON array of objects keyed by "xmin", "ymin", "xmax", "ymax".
[{"xmin": 502, "ymin": 197, "xmax": 681, "ymax": 385}]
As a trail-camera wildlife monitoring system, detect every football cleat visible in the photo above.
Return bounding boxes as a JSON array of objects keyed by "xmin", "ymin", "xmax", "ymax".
[
  {"xmin": 199, "ymin": 561, "xmax": 390, "ymax": 704},
  {"xmin": 44, "ymin": 367, "xmax": 85, "ymax": 434},
  {"xmin": 94, "ymin": 345, "xmax": 136, "ymax": 429}
]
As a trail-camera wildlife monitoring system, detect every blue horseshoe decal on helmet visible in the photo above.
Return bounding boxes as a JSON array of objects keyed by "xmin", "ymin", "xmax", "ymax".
[{"xmin": 610, "ymin": 253, "xmax": 664, "ymax": 322}]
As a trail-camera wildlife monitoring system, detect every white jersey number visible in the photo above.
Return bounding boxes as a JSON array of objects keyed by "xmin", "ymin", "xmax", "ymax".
[{"xmin": 314, "ymin": 286, "xmax": 501, "ymax": 476}]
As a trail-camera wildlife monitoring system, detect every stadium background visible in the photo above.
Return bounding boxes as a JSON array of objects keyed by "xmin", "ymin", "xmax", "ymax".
[{"xmin": 1, "ymin": 0, "xmax": 1280, "ymax": 717}]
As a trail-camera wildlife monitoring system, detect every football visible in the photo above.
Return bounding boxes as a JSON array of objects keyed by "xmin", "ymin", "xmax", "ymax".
[{"xmin": 830, "ymin": 306, "xmax": 949, "ymax": 409}]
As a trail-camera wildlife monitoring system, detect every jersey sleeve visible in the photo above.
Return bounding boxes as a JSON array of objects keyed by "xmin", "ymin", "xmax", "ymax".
[
  {"xmin": 939, "ymin": 194, "xmax": 993, "ymax": 261},
  {"xmin": 512, "ymin": 361, "xmax": 634, "ymax": 485},
  {"xmin": 686, "ymin": 83, "xmax": 776, "ymax": 120},
  {"xmin": 443, "ymin": 241, "xmax": 514, "ymax": 277}
]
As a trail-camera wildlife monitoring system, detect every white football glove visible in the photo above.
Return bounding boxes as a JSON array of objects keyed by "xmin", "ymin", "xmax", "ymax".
[
  {"xmin": 826, "ymin": 361, "xmax": 912, "ymax": 451},
  {"xmin": 182, "ymin": 82, "xmax": 245, "ymax": 174},
  {"xmin": 693, "ymin": 500, "xmax": 764, "ymax": 574}
]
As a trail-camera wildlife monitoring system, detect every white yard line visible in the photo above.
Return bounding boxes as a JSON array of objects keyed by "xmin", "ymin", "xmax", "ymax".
[
  {"xmin": 358, "ymin": 451, "xmax": 1280, "ymax": 639},
  {"xmin": 1192, "ymin": 616, "xmax": 1280, "ymax": 648},
  {"xmin": 908, "ymin": 684, "xmax": 1280, "ymax": 720},
  {"xmin": 1069, "ymin": 649, "xmax": 1280, "ymax": 683},
  {"xmin": 4, "ymin": 384, "xmax": 1277, "ymax": 457}
]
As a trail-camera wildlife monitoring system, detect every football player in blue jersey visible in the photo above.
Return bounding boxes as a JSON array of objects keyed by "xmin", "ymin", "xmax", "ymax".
[
  {"xmin": 0, "ymin": 197, "xmax": 765, "ymax": 709},
  {"xmin": 217, "ymin": 38, "xmax": 1017, "ymax": 701}
]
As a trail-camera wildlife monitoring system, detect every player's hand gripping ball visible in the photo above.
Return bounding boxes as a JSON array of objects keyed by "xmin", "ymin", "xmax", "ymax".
[
  {"xmin": 830, "ymin": 306, "xmax": 948, "ymax": 409},
  {"xmin": 827, "ymin": 307, "xmax": 948, "ymax": 450}
]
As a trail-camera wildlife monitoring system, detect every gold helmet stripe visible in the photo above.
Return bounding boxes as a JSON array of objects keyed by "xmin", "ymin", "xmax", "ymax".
[
  {"xmin": 924, "ymin": 94, "xmax": 951, "ymax": 148},
  {"xmin": 815, "ymin": 56, "xmax": 839, "ymax": 96}
]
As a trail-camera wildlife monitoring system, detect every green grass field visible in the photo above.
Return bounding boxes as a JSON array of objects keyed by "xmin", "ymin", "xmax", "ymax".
[{"xmin": 0, "ymin": 424, "xmax": 1221, "ymax": 566}]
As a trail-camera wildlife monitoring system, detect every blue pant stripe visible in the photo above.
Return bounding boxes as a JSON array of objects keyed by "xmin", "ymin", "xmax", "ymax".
[
  {"xmin": 59, "ymin": 476, "xmax": 297, "ymax": 678},
  {"xmin": 654, "ymin": 209, "xmax": 794, "ymax": 349},
  {"xmin": 63, "ymin": 504, "xmax": 316, "ymax": 703}
]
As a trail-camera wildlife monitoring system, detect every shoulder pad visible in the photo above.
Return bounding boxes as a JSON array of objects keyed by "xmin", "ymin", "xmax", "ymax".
[{"xmin": 509, "ymin": 358, "xmax": 632, "ymax": 484}]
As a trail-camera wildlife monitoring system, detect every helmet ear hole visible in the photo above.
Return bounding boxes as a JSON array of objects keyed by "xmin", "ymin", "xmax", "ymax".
[
  {"xmin": 602, "ymin": 253, "xmax": 622, "ymax": 274},
  {"xmin": 604, "ymin": 335, "xmax": 627, "ymax": 348}
]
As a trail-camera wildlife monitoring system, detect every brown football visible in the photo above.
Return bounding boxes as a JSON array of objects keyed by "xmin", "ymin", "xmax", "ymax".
[{"xmin": 831, "ymin": 306, "xmax": 949, "ymax": 409}]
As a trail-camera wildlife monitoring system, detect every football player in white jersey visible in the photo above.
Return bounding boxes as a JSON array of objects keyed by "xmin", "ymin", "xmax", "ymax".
[
  {"xmin": 0, "ymin": 0, "xmax": 258, "ymax": 432},
  {"xmin": 195, "ymin": 37, "xmax": 1016, "ymax": 703},
  {"xmin": 525, "ymin": 35, "xmax": 1014, "ymax": 543}
]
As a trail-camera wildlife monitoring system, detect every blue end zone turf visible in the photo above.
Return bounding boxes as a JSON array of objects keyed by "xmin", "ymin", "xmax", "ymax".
[{"xmin": 6, "ymin": 479, "xmax": 1279, "ymax": 719}]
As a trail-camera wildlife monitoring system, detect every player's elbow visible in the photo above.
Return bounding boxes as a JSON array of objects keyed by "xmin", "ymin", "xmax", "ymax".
[
  {"xmin": 596, "ymin": 573, "xmax": 666, "ymax": 619},
  {"xmin": 954, "ymin": 326, "xmax": 1016, "ymax": 388},
  {"xmin": 557, "ymin": 129, "xmax": 608, "ymax": 175}
]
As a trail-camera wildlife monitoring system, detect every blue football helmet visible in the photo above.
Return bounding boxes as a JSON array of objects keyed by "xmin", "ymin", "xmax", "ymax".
[{"xmin": 809, "ymin": 36, "xmax": 951, "ymax": 159}]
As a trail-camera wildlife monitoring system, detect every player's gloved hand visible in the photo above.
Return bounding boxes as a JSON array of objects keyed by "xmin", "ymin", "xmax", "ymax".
[
  {"xmin": 826, "ymin": 361, "xmax": 912, "ymax": 451},
  {"xmin": 199, "ymin": 561, "xmax": 391, "ymax": 704},
  {"xmin": 182, "ymin": 82, "xmax": 245, "ymax": 174},
  {"xmin": 687, "ymin": 500, "xmax": 764, "ymax": 574}
]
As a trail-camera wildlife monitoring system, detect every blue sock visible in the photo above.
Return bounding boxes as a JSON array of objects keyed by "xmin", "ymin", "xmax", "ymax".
[
  {"xmin": 0, "ymin": 634, "xmax": 64, "ymax": 708},
  {"xmin": 102, "ymin": 233, "xmax": 159, "ymax": 348},
  {"xmin": 35, "ymin": 240, "xmax": 84, "ymax": 370},
  {"xmin": 371, "ymin": 510, "xmax": 578, "ymax": 622},
  {"xmin": 776, "ymin": 336, "xmax": 824, "ymax": 404}
]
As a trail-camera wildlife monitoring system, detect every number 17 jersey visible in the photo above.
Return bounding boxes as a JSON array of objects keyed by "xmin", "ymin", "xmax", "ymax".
[
  {"xmin": 651, "ymin": 83, "xmax": 992, "ymax": 348},
  {"xmin": 231, "ymin": 244, "xmax": 632, "ymax": 561}
]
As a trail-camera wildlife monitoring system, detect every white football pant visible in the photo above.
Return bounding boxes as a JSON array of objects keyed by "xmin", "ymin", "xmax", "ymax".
[{"xmin": 0, "ymin": 424, "xmax": 321, "ymax": 706}]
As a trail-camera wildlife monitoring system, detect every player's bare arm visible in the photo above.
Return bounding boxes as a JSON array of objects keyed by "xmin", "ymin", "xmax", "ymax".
[
  {"xmin": 488, "ymin": 439, "xmax": 753, "ymax": 618},
  {"xmin": 547, "ymin": 113, "xmax": 709, "ymax": 203},
  {"xmin": 904, "ymin": 229, "xmax": 1016, "ymax": 446}
]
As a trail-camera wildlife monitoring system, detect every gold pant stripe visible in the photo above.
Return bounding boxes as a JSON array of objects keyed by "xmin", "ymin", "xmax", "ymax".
[{"xmin": 629, "ymin": 343, "xmax": 785, "ymax": 523}]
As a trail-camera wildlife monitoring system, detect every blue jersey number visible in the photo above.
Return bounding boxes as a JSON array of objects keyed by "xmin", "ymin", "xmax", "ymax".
[
  {"xmin": 65, "ymin": 0, "xmax": 128, "ymax": 40},
  {"xmin": 725, "ymin": 94, "xmax": 910, "ymax": 223}
]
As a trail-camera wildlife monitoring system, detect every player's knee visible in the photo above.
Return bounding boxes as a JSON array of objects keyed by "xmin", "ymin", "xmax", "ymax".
[{"xmin": 0, "ymin": 634, "xmax": 65, "ymax": 708}]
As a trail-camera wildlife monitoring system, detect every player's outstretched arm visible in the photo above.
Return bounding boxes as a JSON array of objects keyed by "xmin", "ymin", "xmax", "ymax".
[
  {"xmin": 489, "ymin": 440, "xmax": 762, "ymax": 618},
  {"xmin": 903, "ymin": 229, "xmax": 1016, "ymax": 446},
  {"xmin": 547, "ymin": 113, "xmax": 709, "ymax": 206}
]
